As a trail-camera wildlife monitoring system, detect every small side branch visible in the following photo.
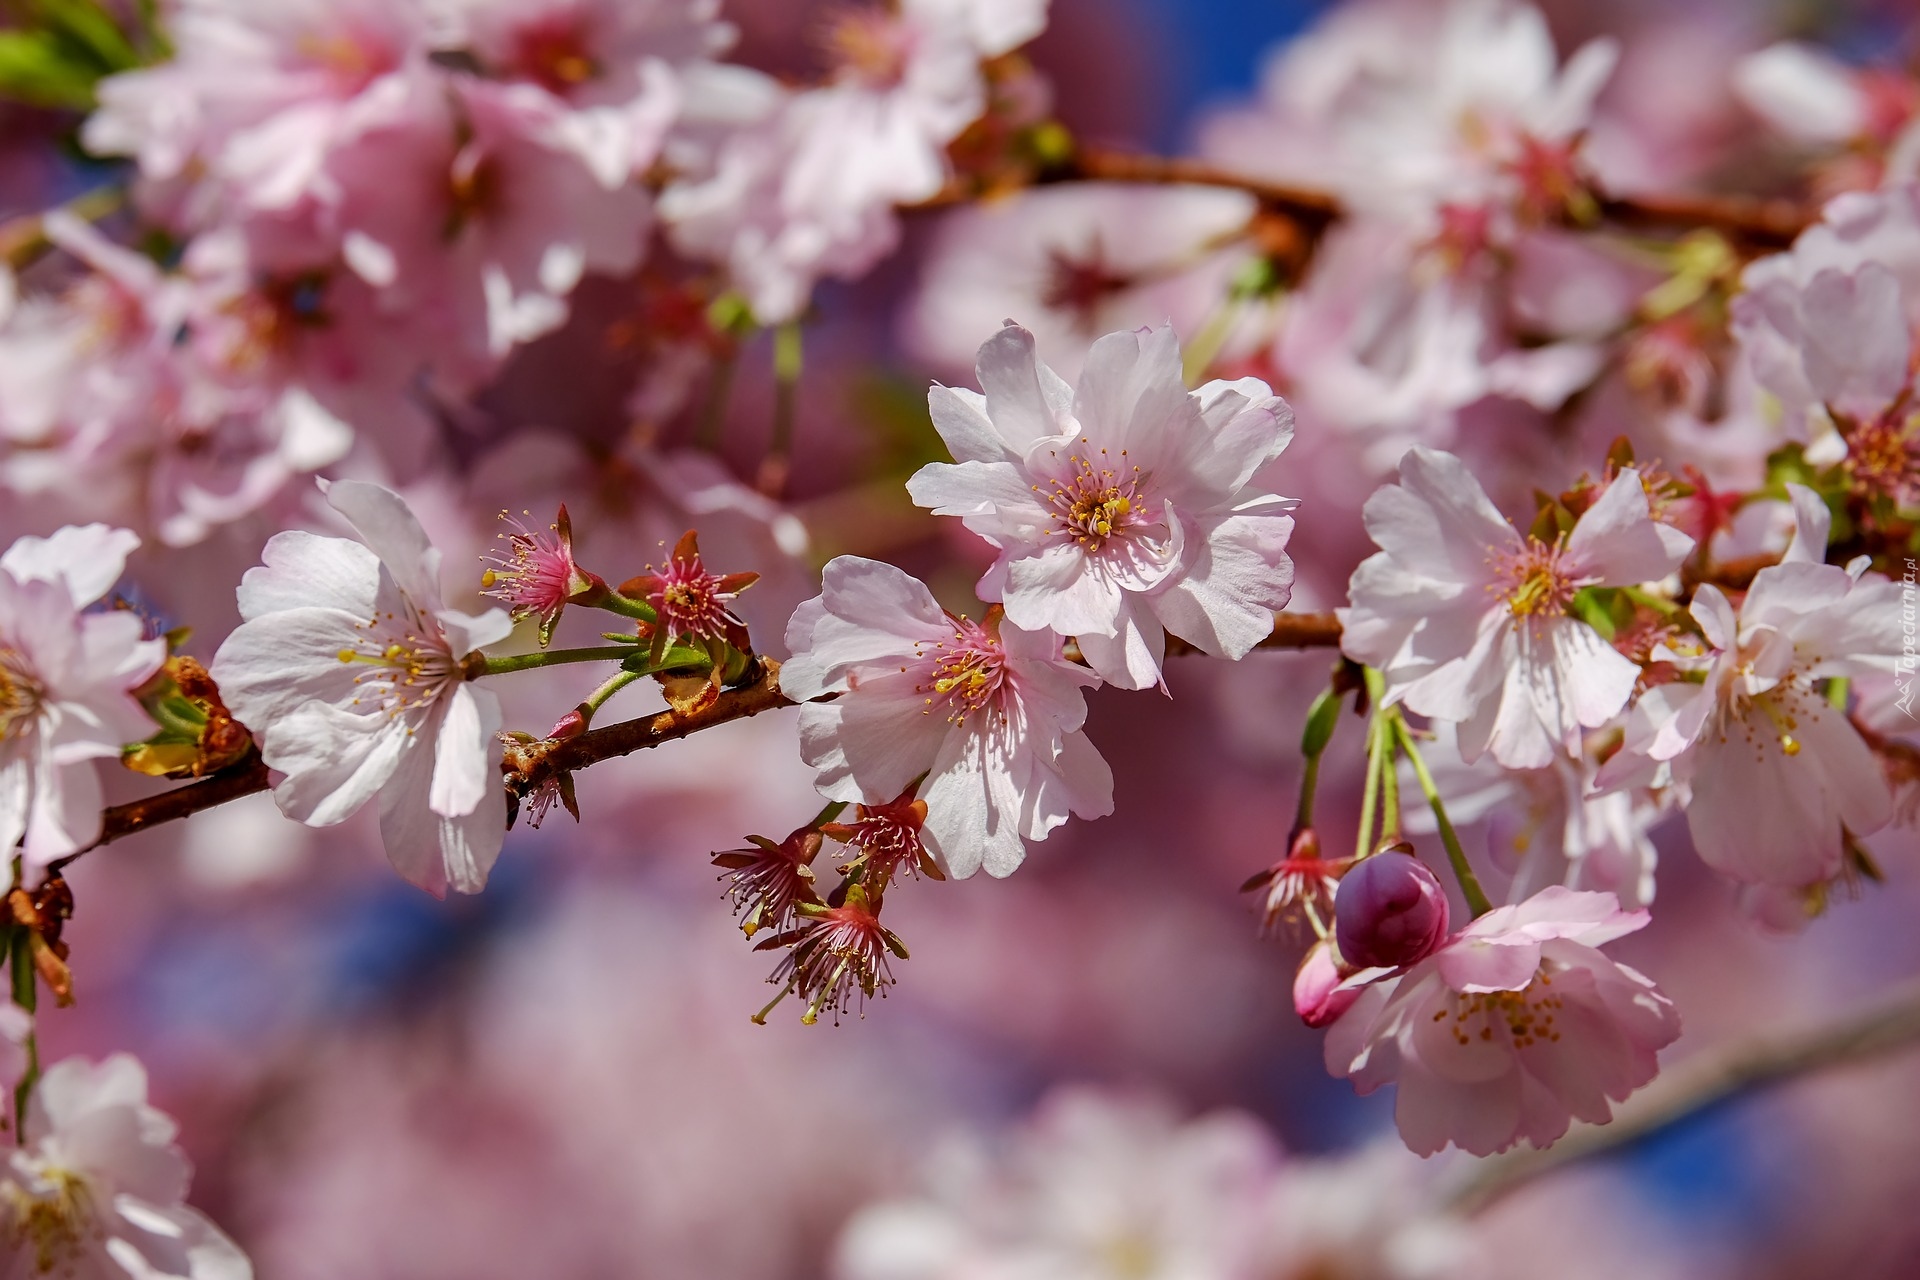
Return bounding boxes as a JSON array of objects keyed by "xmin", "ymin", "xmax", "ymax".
[{"xmin": 1452, "ymin": 974, "xmax": 1920, "ymax": 1212}]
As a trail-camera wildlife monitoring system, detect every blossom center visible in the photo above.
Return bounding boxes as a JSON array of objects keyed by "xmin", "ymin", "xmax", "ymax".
[
  {"xmin": 482, "ymin": 510, "xmax": 574, "ymax": 623},
  {"xmin": 0, "ymin": 647, "xmax": 44, "ymax": 742},
  {"xmin": 3, "ymin": 1166, "xmax": 97, "ymax": 1276},
  {"xmin": 1843, "ymin": 410, "xmax": 1920, "ymax": 505},
  {"xmin": 1491, "ymin": 539, "xmax": 1576, "ymax": 619},
  {"xmin": 512, "ymin": 20, "xmax": 600, "ymax": 93},
  {"xmin": 1042, "ymin": 443, "xmax": 1143, "ymax": 551},
  {"xmin": 823, "ymin": 8, "xmax": 911, "ymax": 88},
  {"xmin": 1438, "ymin": 969, "xmax": 1564, "ymax": 1049},
  {"xmin": 914, "ymin": 621, "xmax": 1007, "ymax": 724},
  {"xmin": 336, "ymin": 607, "xmax": 458, "ymax": 722}
]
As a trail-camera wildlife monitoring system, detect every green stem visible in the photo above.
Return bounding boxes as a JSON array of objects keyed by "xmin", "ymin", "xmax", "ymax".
[
  {"xmin": 1393, "ymin": 716, "xmax": 1494, "ymax": 918},
  {"xmin": 483, "ymin": 646, "xmax": 637, "ymax": 677},
  {"xmin": 1355, "ymin": 710, "xmax": 1385, "ymax": 862},
  {"xmin": 810, "ymin": 800, "xmax": 849, "ymax": 828},
  {"xmin": 1296, "ymin": 752, "xmax": 1321, "ymax": 831},
  {"xmin": 762, "ymin": 322, "xmax": 804, "ymax": 495},
  {"xmin": 1828, "ymin": 677, "xmax": 1850, "ymax": 711},
  {"xmin": 1379, "ymin": 721, "xmax": 1401, "ymax": 843},
  {"xmin": 10, "ymin": 923, "xmax": 37, "ymax": 1138},
  {"xmin": 594, "ymin": 591, "xmax": 659, "ymax": 624},
  {"xmin": 579, "ymin": 670, "xmax": 642, "ymax": 723},
  {"xmin": 695, "ymin": 347, "xmax": 739, "ymax": 451},
  {"xmin": 1181, "ymin": 293, "xmax": 1243, "ymax": 385}
]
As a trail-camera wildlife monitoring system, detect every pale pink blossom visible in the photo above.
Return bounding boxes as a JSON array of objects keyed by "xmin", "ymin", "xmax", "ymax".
[
  {"xmin": 1734, "ymin": 184, "xmax": 1920, "ymax": 493},
  {"xmin": 832, "ymin": 1087, "xmax": 1281, "ymax": 1280},
  {"xmin": 211, "ymin": 480, "xmax": 514, "ymax": 896},
  {"xmin": 1597, "ymin": 490, "xmax": 1901, "ymax": 889},
  {"xmin": 1324, "ymin": 887, "xmax": 1680, "ymax": 1156},
  {"xmin": 908, "ymin": 322, "xmax": 1298, "ymax": 690},
  {"xmin": 781, "ymin": 555, "xmax": 1111, "ymax": 878},
  {"xmin": 83, "ymin": 0, "xmax": 435, "ymax": 219},
  {"xmin": 322, "ymin": 68, "xmax": 651, "ymax": 366},
  {"xmin": 660, "ymin": 1, "xmax": 1047, "ymax": 323},
  {"xmin": 1341, "ymin": 448, "xmax": 1694, "ymax": 768},
  {"xmin": 432, "ymin": 0, "xmax": 732, "ymax": 186},
  {"xmin": 0, "ymin": 525, "xmax": 163, "ymax": 879},
  {"xmin": 903, "ymin": 185, "xmax": 1261, "ymax": 384},
  {"xmin": 1200, "ymin": 0, "xmax": 1617, "ymax": 222},
  {"xmin": 1734, "ymin": 43, "xmax": 1920, "ymax": 182},
  {"xmin": 1, "ymin": 1054, "xmax": 252, "ymax": 1279}
]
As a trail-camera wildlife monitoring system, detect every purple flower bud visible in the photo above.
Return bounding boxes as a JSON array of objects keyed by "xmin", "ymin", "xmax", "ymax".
[
  {"xmin": 1334, "ymin": 850, "xmax": 1450, "ymax": 969},
  {"xmin": 1293, "ymin": 940, "xmax": 1359, "ymax": 1029}
]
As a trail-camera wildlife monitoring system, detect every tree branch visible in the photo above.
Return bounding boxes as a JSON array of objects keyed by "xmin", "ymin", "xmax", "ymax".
[
  {"xmin": 1451, "ymin": 974, "xmax": 1920, "ymax": 1213},
  {"xmin": 75, "ymin": 612, "xmax": 1351, "ymax": 858},
  {"xmin": 915, "ymin": 145, "xmax": 1811, "ymax": 253}
]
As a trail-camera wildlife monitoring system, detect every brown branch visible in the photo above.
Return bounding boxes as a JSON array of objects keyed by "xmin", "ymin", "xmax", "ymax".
[
  {"xmin": 1595, "ymin": 190, "xmax": 1810, "ymax": 252},
  {"xmin": 72, "ymin": 611, "xmax": 1351, "ymax": 857},
  {"xmin": 915, "ymin": 144, "xmax": 1813, "ymax": 254},
  {"xmin": 62, "ymin": 753, "xmax": 273, "ymax": 871},
  {"xmin": 0, "ymin": 187, "xmax": 128, "ymax": 270},
  {"xmin": 1452, "ymin": 973, "xmax": 1920, "ymax": 1213}
]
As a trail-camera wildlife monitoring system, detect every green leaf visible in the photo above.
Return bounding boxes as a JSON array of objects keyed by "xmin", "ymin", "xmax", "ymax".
[
  {"xmin": 0, "ymin": 29, "xmax": 98, "ymax": 109},
  {"xmin": 619, "ymin": 643, "xmax": 713, "ymax": 676},
  {"xmin": 1570, "ymin": 586, "xmax": 1619, "ymax": 642}
]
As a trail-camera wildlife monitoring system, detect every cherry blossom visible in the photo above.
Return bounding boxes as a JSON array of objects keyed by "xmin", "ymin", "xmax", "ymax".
[
  {"xmin": 908, "ymin": 321, "xmax": 1298, "ymax": 689},
  {"xmin": 1341, "ymin": 447, "xmax": 1694, "ymax": 768},
  {"xmin": 660, "ymin": 1, "xmax": 1048, "ymax": 323},
  {"xmin": 0, "ymin": 1054, "xmax": 252, "ymax": 1279},
  {"xmin": 1324, "ymin": 887, "xmax": 1681, "ymax": 1156},
  {"xmin": 780, "ymin": 554, "xmax": 1111, "ymax": 878},
  {"xmin": 0, "ymin": 525, "xmax": 164, "ymax": 880},
  {"xmin": 1734, "ymin": 184, "xmax": 1920, "ymax": 491},
  {"xmin": 1597, "ymin": 491, "xmax": 1901, "ymax": 890},
  {"xmin": 211, "ymin": 480, "xmax": 513, "ymax": 896},
  {"xmin": 904, "ymin": 184, "xmax": 1261, "ymax": 384}
]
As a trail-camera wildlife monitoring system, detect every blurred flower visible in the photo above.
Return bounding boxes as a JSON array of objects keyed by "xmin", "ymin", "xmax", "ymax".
[
  {"xmin": 781, "ymin": 555, "xmax": 1110, "ymax": 878},
  {"xmin": 1325, "ymin": 886, "xmax": 1680, "ymax": 1156},
  {"xmin": 903, "ymin": 184, "xmax": 1261, "ymax": 383},
  {"xmin": 1, "ymin": 1054, "xmax": 252, "ymax": 1280},
  {"xmin": 212, "ymin": 480, "xmax": 513, "ymax": 896},
  {"xmin": 908, "ymin": 321, "xmax": 1298, "ymax": 689},
  {"xmin": 1341, "ymin": 448, "xmax": 1692, "ymax": 768},
  {"xmin": 0, "ymin": 524, "xmax": 163, "ymax": 879}
]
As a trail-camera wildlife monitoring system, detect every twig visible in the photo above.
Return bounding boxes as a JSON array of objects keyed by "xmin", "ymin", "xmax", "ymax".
[
  {"xmin": 76, "ymin": 612, "xmax": 1352, "ymax": 860},
  {"xmin": 1452, "ymin": 973, "xmax": 1920, "ymax": 1213},
  {"xmin": 913, "ymin": 146, "xmax": 1811, "ymax": 252}
]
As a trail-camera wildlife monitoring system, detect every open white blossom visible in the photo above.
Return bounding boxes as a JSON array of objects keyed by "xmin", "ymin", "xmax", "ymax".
[
  {"xmin": 0, "ymin": 525, "xmax": 163, "ymax": 879},
  {"xmin": 1341, "ymin": 448, "xmax": 1693, "ymax": 768},
  {"xmin": 781, "ymin": 555, "xmax": 1111, "ymax": 878},
  {"xmin": 211, "ymin": 480, "xmax": 513, "ymax": 896},
  {"xmin": 1, "ymin": 1054, "xmax": 251, "ymax": 1279}
]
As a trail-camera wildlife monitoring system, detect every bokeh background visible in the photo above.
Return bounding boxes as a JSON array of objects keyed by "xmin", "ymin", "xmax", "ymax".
[{"xmin": 4, "ymin": 0, "xmax": 1920, "ymax": 1276}]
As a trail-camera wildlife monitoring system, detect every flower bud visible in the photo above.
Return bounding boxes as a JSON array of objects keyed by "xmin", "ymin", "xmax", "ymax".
[
  {"xmin": 1293, "ymin": 939, "xmax": 1359, "ymax": 1029},
  {"xmin": 1334, "ymin": 848, "xmax": 1450, "ymax": 970}
]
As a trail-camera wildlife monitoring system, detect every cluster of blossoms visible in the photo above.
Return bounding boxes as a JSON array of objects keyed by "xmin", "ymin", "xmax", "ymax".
[{"xmin": 0, "ymin": 0, "xmax": 1916, "ymax": 1271}]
